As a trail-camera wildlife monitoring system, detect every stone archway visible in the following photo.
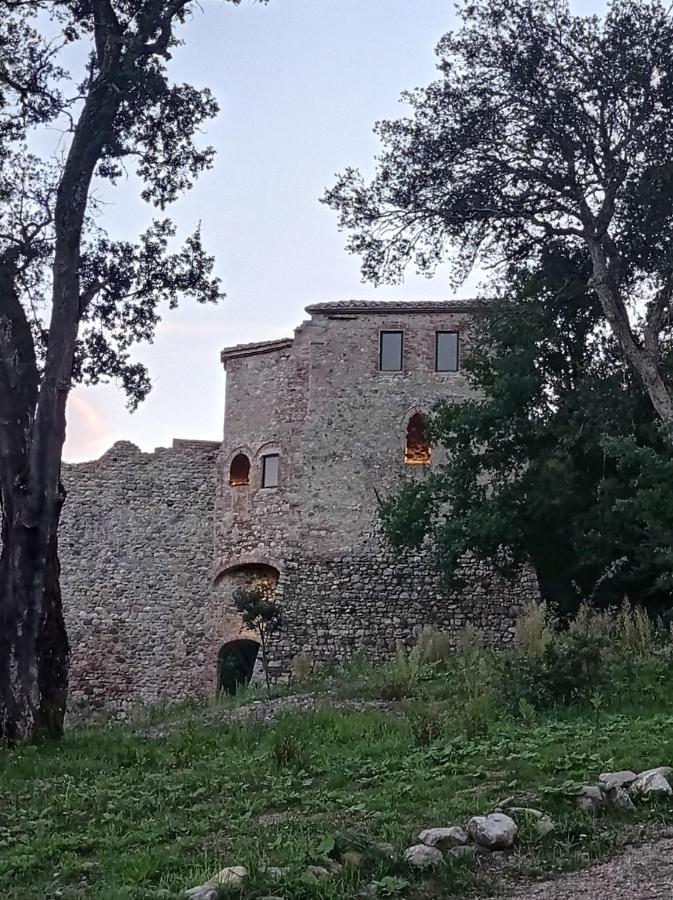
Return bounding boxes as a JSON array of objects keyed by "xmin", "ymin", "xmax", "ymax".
[
  {"xmin": 217, "ymin": 639, "xmax": 260, "ymax": 694},
  {"xmin": 213, "ymin": 562, "xmax": 281, "ymax": 691}
]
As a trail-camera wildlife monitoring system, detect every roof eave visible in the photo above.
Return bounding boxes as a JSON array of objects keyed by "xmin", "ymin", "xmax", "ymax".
[
  {"xmin": 304, "ymin": 299, "xmax": 488, "ymax": 315},
  {"xmin": 220, "ymin": 338, "xmax": 293, "ymax": 365}
]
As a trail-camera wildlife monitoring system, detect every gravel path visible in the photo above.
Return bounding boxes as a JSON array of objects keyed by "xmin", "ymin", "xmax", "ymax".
[{"xmin": 507, "ymin": 835, "xmax": 673, "ymax": 899}]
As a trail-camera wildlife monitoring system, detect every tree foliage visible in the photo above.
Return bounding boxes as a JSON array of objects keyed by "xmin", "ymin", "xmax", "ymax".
[
  {"xmin": 324, "ymin": 0, "xmax": 673, "ymax": 423},
  {"xmin": 233, "ymin": 580, "xmax": 282, "ymax": 692},
  {"xmin": 1, "ymin": 2, "xmax": 226, "ymax": 408},
  {"xmin": 0, "ymin": 0, "xmax": 263, "ymax": 744},
  {"xmin": 381, "ymin": 246, "xmax": 673, "ymax": 616}
]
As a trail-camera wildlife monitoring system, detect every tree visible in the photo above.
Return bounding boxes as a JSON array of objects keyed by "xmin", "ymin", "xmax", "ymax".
[
  {"xmin": 0, "ymin": 1, "xmax": 263, "ymax": 745},
  {"xmin": 324, "ymin": 0, "xmax": 673, "ymax": 425},
  {"xmin": 380, "ymin": 246, "xmax": 673, "ymax": 616},
  {"xmin": 233, "ymin": 579, "xmax": 283, "ymax": 693}
]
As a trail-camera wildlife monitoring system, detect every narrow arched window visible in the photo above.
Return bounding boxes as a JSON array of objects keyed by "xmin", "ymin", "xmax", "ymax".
[
  {"xmin": 405, "ymin": 413, "xmax": 431, "ymax": 465},
  {"xmin": 229, "ymin": 453, "xmax": 250, "ymax": 486}
]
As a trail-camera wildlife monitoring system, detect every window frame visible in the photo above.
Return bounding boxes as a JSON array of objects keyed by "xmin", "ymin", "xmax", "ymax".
[
  {"xmin": 261, "ymin": 453, "xmax": 280, "ymax": 489},
  {"xmin": 379, "ymin": 329, "xmax": 404, "ymax": 372},
  {"xmin": 435, "ymin": 330, "xmax": 460, "ymax": 373}
]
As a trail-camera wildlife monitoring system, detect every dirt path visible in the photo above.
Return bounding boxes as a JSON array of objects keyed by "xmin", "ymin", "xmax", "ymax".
[{"xmin": 506, "ymin": 835, "xmax": 673, "ymax": 900}]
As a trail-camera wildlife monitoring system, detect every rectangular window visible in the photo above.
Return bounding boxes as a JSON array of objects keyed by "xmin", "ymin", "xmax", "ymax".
[
  {"xmin": 435, "ymin": 331, "xmax": 459, "ymax": 372},
  {"xmin": 379, "ymin": 330, "xmax": 403, "ymax": 371},
  {"xmin": 262, "ymin": 454, "xmax": 279, "ymax": 488}
]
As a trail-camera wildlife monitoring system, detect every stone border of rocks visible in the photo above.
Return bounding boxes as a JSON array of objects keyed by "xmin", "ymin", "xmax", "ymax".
[{"xmin": 184, "ymin": 765, "xmax": 673, "ymax": 899}]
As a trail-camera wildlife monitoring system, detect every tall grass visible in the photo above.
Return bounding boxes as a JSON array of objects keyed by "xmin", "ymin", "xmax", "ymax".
[{"xmin": 360, "ymin": 600, "xmax": 673, "ymax": 729}]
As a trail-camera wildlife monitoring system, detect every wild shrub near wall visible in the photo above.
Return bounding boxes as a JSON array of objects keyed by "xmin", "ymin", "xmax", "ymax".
[{"xmin": 365, "ymin": 601, "xmax": 673, "ymax": 725}]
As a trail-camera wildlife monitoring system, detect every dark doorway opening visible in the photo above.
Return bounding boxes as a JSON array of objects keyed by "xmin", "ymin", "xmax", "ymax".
[{"xmin": 218, "ymin": 639, "xmax": 260, "ymax": 695}]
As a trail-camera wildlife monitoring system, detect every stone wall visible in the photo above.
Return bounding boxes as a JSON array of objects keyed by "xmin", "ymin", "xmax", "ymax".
[
  {"xmin": 266, "ymin": 544, "xmax": 538, "ymax": 678},
  {"xmin": 214, "ymin": 302, "xmax": 540, "ymax": 679},
  {"xmin": 48, "ymin": 300, "xmax": 541, "ymax": 719},
  {"xmin": 60, "ymin": 438, "xmax": 221, "ymax": 718}
]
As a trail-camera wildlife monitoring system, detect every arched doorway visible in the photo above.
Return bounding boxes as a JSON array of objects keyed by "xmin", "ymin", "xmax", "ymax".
[
  {"xmin": 213, "ymin": 562, "xmax": 281, "ymax": 694},
  {"xmin": 218, "ymin": 639, "xmax": 260, "ymax": 694}
]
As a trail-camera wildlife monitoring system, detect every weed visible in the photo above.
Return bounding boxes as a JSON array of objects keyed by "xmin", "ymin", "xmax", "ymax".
[
  {"xmin": 516, "ymin": 600, "xmax": 556, "ymax": 661},
  {"xmin": 404, "ymin": 705, "xmax": 443, "ymax": 746}
]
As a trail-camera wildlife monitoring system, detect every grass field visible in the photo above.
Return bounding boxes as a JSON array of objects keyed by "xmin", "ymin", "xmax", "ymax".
[{"xmin": 3, "ymin": 674, "xmax": 673, "ymax": 900}]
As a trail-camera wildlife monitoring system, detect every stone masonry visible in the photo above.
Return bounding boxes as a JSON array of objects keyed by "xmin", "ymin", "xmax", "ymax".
[
  {"xmin": 60, "ymin": 300, "xmax": 539, "ymax": 717},
  {"xmin": 60, "ymin": 439, "xmax": 220, "ymax": 717},
  {"xmin": 216, "ymin": 301, "xmax": 538, "ymax": 680}
]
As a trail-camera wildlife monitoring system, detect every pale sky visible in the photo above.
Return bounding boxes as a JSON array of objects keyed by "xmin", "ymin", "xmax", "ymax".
[{"xmin": 63, "ymin": 0, "xmax": 600, "ymax": 462}]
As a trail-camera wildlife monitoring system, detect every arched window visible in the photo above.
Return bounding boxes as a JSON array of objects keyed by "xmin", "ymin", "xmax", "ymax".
[
  {"xmin": 229, "ymin": 453, "xmax": 251, "ymax": 486},
  {"xmin": 405, "ymin": 413, "xmax": 431, "ymax": 465}
]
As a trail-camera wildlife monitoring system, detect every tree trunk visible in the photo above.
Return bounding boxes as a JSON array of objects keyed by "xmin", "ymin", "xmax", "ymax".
[
  {"xmin": 0, "ymin": 488, "xmax": 69, "ymax": 745},
  {"xmin": 0, "ymin": 17, "xmax": 124, "ymax": 745},
  {"xmin": 588, "ymin": 243, "xmax": 673, "ymax": 425}
]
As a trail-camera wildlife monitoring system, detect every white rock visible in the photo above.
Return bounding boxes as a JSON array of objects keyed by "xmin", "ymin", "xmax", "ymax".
[
  {"xmin": 575, "ymin": 785, "xmax": 605, "ymax": 812},
  {"xmin": 403, "ymin": 844, "xmax": 444, "ymax": 868},
  {"xmin": 418, "ymin": 826, "xmax": 468, "ymax": 850},
  {"xmin": 466, "ymin": 814, "xmax": 517, "ymax": 850},
  {"xmin": 184, "ymin": 887, "xmax": 218, "ymax": 900},
  {"xmin": 637, "ymin": 766, "xmax": 673, "ymax": 781},
  {"xmin": 214, "ymin": 866, "xmax": 248, "ymax": 887},
  {"xmin": 304, "ymin": 865, "xmax": 331, "ymax": 881},
  {"xmin": 630, "ymin": 769, "xmax": 673, "ymax": 798},
  {"xmin": 185, "ymin": 868, "xmax": 248, "ymax": 900},
  {"xmin": 599, "ymin": 770, "xmax": 637, "ymax": 791}
]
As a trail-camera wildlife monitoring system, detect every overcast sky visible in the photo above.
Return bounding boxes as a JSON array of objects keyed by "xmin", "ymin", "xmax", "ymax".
[{"xmin": 63, "ymin": 0, "xmax": 600, "ymax": 462}]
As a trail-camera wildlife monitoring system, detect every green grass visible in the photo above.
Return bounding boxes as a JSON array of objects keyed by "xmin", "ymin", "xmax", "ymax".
[{"xmin": 2, "ymin": 688, "xmax": 673, "ymax": 900}]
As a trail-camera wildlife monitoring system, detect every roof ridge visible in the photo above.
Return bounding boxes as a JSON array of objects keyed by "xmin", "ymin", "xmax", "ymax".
[{"xmin": 305, "ymin": 299, "xmax": 485, "ymax": 313}]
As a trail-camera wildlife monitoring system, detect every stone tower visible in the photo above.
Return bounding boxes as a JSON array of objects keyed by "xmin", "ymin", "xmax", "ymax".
[
  {"xmin": 214, "ymin": 301, "xmax": 537, "ymax": 682},
  {"xmin": 57, "ymin": 299, "xmax": 537, "ymax": 717}
]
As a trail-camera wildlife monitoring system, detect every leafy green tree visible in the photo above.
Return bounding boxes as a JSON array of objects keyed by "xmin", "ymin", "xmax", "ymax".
[
  {"xmin": 380, "ymin": 246, "xmax": 673, "ymax": 616},
  {"xmin": 324, "ymin": 0, "xmax": 673, "ymax": 424},
  {"xmin": 0, "ymin": 1, "xmax": 265, "ymax": 745},
  {"xmin": 233, "ymin": 581, "xmax": 283, "ymax": 693}
]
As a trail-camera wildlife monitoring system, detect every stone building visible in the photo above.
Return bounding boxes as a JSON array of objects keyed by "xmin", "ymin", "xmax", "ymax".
[{"xmin": 60, "ymin": 300, "xmax": 538, "ymax": 717}]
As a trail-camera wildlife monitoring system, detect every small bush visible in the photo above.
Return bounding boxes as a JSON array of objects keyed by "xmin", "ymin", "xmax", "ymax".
[
  {"xmin": 376, "ymin": 644, "xmax": 423, "ymax": 700},
  {"xmin": 404, "ymin": 705, "xmax": 443, "ymax": 745},
  {"xmin": 270, "ymin": 733, "xmax": 304, "ymax": 769},
  {"xmin": 615, "ymin": 600, "xmax": 655, "ymax": 656},
  {"xmin": 291, "ymin": 653, "xmax": 314, "ymax": 683}
]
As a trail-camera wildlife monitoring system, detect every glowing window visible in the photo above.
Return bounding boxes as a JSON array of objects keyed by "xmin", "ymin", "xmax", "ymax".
[
  {"xmin": 405, "ymin": 413, "xmax": 431, "ymax": 465},
  {"xmin": 229, "ymin": 453, "xmax": 250, "ymax": 486}
]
